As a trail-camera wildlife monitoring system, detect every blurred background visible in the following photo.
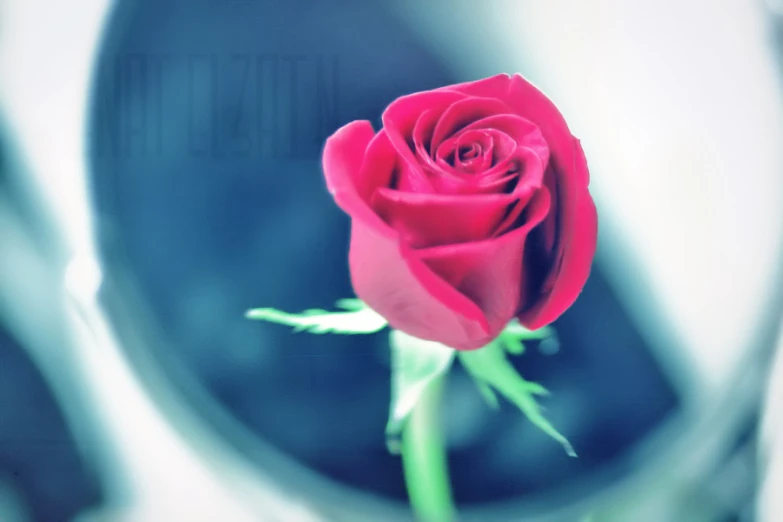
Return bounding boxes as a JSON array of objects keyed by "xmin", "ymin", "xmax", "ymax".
[{"xmin": 1, "ymin": 0, "xmax": 783, "ymax": 520}]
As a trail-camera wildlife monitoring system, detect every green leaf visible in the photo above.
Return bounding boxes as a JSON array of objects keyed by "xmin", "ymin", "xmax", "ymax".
[
  {"xmin": 458, "ymin": 340, "xmax": 576, "ymax": 457},
  {"xmin": 385, "ymin": 330, "xmax": 456, "ymax": 454},
  {"xmin": 245, "ymin": 299, "xmax": 388, "ymax": 335},
  {"xmin": 475, "ymin": 381, "xmax": 500, "ymax": 410}
]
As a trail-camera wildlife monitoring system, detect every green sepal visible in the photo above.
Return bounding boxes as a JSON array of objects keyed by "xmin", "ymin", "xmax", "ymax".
[
  {"xmin": 498, "ymin": 320, "xmax": 557, "ymax": 355},
  {"xmin": 458, "ymin": 333, "xmax": 576, "ymax": 458},
  {"xmin": 385, "ymin": 330, "xmax": 456, "ymax": 454},
  {"xmin": 245, "ymin": 299, "xmax": 388, "ymax": 334},
  {"xmin": 475, "ymin": 381, "xmax": 500, "ymax": 410}
]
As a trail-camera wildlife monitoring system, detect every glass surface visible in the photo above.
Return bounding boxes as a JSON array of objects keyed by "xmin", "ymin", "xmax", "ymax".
[{"xmin": 88, "ymin": 0, "xmax": 680, "ymax": 507}]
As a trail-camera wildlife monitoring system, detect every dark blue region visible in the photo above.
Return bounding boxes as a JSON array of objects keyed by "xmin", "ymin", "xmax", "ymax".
[
  {"xmin": 0, "ymin": 326, "xmax": 103, "ymax": 521},
  {"xmin": 88, "ymin": 0, "xmax": 679, "ymax": 507}
]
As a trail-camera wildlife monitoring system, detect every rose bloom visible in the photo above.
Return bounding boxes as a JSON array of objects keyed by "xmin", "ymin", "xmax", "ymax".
[{"xmin": 323, "ymin": 74, "xmax": 597, "ymax": 350}]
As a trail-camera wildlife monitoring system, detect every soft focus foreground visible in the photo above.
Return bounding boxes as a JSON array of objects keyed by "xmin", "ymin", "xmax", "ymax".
[{"xmin": 1, "ymin": 1, "xmax": 782, "ymax": 521}]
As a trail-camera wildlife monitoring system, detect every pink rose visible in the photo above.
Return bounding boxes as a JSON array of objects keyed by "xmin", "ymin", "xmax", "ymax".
[{"xmin": 323, "ymin": 74, "xmax": 597, "ymax": 350}]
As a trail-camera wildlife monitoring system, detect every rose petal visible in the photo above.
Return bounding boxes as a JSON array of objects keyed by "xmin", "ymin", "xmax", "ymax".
[
  {"xmin": 322, "ymin": 119, "xmax": 493, "ymax": 349},
  {"xmin": 372, "ymin": 146, "xmax": 546, "ymax": 250},
  {"xmin": 442, "ymin": 75, "xmax": 596, "ymax": 328},
  {"xmin": 409, "ymin": 100, "xmax": 546, "ymax": 193},
  {"xmin": 431, "ymin": 129, "xmax": 528, "ymax": 186},
  {"xmin": 413, "ymin": 110, "xmax": 493, "ymax": 180},
  {"xmin": 537, "ymin": 165, "xmax": 559, "ymax": 257},
  {"xmin": 353, "ymin": 130, "xmax": 398, "ymax": 202},
  {"xmin": 423, "ymin": 141, "xmax": 540, "ymax": 196},
  {"xmin": 462, "ymin": 113, "xmax": 550, "ymax": 169},
  {"xmin": 428, "ymin": 166, "xmax": 518, "ymax": 195},
  {"xmin": 323, "ymin": 120, "xmax": 387, "ymax": 225},
  {"xmin": 395, "ymin": 157, "xmax": 435, "ymax": 193},
  {"xmin": 416, "ymin": 188, "xmax": 552, "ymax": 342},
  {"xmin": 371, "ymin": 187, "xmax": 526, "ymax": 249},
  {"xmin": 413, "ymin": 108, "xmax": 441, "ymax": 159},
  {"xmin": 443, "ymin": 74, "xmax": 586, "ymax": 186},
  {"xmin": 430, "ymin": 96, "xmax": 512, "ymax": 152},
  {"xmin": 383, "ymin": 90, "xmax": 467, "ymax": 194},
  {"xmin": 517, "ymin": 139, "xmax": 597, "ymax": 328},
  {"xmin": 349, "ymin": 219, "xmax": 494, "ymax": 349},
  {"xmin": 454, "ymin": 148, "xmax": 540, "ymax": 195},
  {"xmin": 442, "ymin": 74, "xmax": 574, "ymax": 159},
  {"xmin": 434, "ymin": 129, "xmax": 497, "ymax": 173},
  {"xmin": 413, "ymin": 108, "xmax": 494, "ymax": 181}
]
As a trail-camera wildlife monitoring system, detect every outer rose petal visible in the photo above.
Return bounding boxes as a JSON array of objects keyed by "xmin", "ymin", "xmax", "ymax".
[
  {"xmin": 323, "ymin": 120, "xmax": 380, "ymax": 221},
  {"xmin": 418, "ymin": 188, "xmax": 551, "ymax": 341},
  {"xmin": 354, "ymin": 130, "xmax": 398, "ymax": 202},
  {"xmin": 322, "ymin": 120, "xmax": 492, "ymax": 349},
  {"xmin": 518, "ymin": 139, "xmax": 598, "ymax": 328},
  {"xmin": 349, "ymin": 220, "xmax": 493, "ymax": 349}
]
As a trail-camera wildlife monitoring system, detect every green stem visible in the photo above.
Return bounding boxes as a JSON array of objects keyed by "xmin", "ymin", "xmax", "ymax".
[{"xmin": 401, "ymin": 375, "xmax": 456, "ymax": 522}]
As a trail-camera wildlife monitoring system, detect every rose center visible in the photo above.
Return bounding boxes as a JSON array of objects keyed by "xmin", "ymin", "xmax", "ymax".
[{"xmin": 458, "ymin": 143, "xmax": 481, "ymax": 161}]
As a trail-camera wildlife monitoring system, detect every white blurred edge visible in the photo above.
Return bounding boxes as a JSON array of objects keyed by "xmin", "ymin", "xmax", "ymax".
[
  {"xmin": 0, "ymin": 0, "xmax": 327, "ymax": 520},
  {"xmin": 759, "ymin": 319, "xmax": 783, "ymax": 522}
]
